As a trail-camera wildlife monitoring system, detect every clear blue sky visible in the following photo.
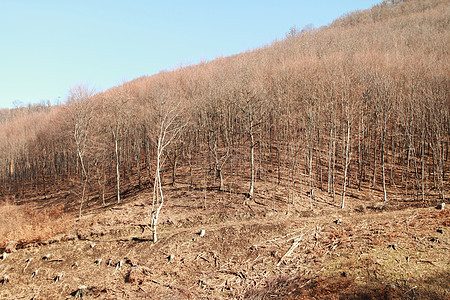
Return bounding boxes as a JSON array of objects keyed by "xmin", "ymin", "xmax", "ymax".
[{"xmin": 0, "ymin": 0, "xmax": 380, "ymax": 108}]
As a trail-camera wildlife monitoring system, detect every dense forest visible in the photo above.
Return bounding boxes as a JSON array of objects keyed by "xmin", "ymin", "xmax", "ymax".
[{"xmin": 0, "ymin": 0, "xmax": 448, "ymax": 222}]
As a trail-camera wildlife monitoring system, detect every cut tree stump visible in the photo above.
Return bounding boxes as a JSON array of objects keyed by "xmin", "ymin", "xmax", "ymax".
[
  {"xmin": 73, "ymin": 285, "xmax": 87, "ymax": 299},
  {"xmin": 54, "ymin": 272, "xmax": 63, "ymax": 282}
]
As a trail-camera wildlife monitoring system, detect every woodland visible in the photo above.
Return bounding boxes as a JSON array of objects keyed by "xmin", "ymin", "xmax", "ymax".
[{"xmin": 0, "ymin": 0, "xmax": 448, "ymax": 298}]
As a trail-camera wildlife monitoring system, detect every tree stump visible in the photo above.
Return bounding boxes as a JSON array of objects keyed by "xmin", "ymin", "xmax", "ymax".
[{"xmin": 73, "ymin": 285, "xmax": 87, "ymax": 299}]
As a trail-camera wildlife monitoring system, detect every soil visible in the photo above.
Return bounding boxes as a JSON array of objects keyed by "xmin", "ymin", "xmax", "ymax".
[{"xmin": 0, "ymin": 180, "xmax": 448, "ymax": 299}]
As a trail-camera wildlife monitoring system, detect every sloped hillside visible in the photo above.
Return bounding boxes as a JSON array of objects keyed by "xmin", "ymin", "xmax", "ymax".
[
  {"xmin": 0, "ymin": 182, "xmax": 448, "ymax": 299},
  {"xmin": 0, "ymin": 0, "xmax": 449, "ymax": 298}
]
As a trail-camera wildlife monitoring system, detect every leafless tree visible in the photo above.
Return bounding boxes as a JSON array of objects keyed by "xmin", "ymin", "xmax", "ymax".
[{"xmin": 66, "ymin": 84, "xmax": 95, "ymax": 218}]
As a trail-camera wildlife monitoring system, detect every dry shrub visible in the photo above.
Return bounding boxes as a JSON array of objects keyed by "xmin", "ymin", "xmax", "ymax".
[{"xmin": 0, "ymin": 201, "xmax": 70, "ymax": 249}]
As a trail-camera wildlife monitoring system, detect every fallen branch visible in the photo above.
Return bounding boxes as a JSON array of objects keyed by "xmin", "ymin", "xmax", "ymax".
[
  {"xmin": 150, "ymin": 279, "xmax": 183, "ymax": 292},
  {"xmin": 417, "ymin": 260, "xmax": 437, "ymax": 266},
  {"xmin": 265, "ymin": 229, "xmax": 304, "ymax": 244},
  {"xmin": 276, "ymin": 234, "xmax": 304, "ymax": 267},
  {"xmin": 218, "ymin": 270, "xmax": 246, "ymax": 279},
  {"xmin": 195, "ymin": 254, "xmax": 210, "ymax": 263}
]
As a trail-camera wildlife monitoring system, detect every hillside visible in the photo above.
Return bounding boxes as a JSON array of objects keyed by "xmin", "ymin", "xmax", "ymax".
[
  {"xmin": 0, "ymin": 0, "xmax": 449, "ymax": 298},
  {"xmin": 1, "ymin": 184, "xmax": 449, "ymax": 299}
]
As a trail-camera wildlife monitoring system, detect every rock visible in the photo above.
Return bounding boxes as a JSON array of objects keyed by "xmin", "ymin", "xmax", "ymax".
[
  {"xmin": 72, "ymin": 262, "xmax": 78, "ymax": 269},
  {"xmin": 1, "ymin": 275, "xmax": 8, "ymax": 285},
  {"xmin": 90, "ymin": 243, "xmax": 96, "ymax": 248},
  {"xmin": 42, "ymin": 254, "xmax": 51, "ymax": 260},
  {"xmin": 199, "ymin": 229, "xmax": 206, "ymax": 237},
  {"xmin": 106, "ymin": 258, "xmax": 113, "ymax": 266},
  {"xmin": 1, "ymin": 252, "xmax": 7, "ymax": 260},
  {"xmin": 436, "ymin": 203, "xmax": 445, "ymax": 210},
  {"xmin": 31, "ymin": 269, "xmax": 39, "ymax": 278},
  {"xmin": 334, "ymin": 218, "xmax": 342, "ymax": 224},
  {"xmin": 168, "ymin": 254, "xmax": 175, "ymax": 262},
  {"xmin": 94, "ymin": 258, "xmax": 102, "ymax": 265},
  {"xmin": 437, "ymin": 228, "xmax": 444, "ymax": 234},
  {"xmin": 5, "ymin": 240, "xmax": 17, "ymax": 253}
]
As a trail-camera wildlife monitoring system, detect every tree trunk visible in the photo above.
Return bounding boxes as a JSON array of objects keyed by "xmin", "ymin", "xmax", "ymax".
[
  {"xmin": 171, "ymin": 148, "xmax": 177, "ymax": 186},
  {"xmin": 248, "ymin": 121, "xmax": 255, "ymax": 199},
  {"xmin": 341, "ymin": 117, "xmax": 351, "ymax": 209},
  {"xmin": 421, "ymin": 131, "xmax": 425, "ymax": 201},
  {"xmin": 114, "ymin": 132, "xmax": 121, "ymax": 204},
  {"xmin": 327, "ymin": 127, "xmax": 333, "ymax": 194},
  {"xmin": 217, "ymin": 168, "xmax": 224, "ymax": 191},
  {"xmin": 382, "ymin": 123, "xmax": 387, "ymax": 202}
]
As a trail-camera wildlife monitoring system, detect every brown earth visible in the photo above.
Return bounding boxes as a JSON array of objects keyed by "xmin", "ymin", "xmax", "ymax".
[{"xmin": 0, "ymin": 181, "xmax": 448, "ymax": 299}]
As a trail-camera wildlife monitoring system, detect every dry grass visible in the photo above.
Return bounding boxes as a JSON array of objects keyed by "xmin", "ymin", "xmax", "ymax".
[{"xmin": 0, "ymin": 199, "xmax": 71, "ymax": 249}]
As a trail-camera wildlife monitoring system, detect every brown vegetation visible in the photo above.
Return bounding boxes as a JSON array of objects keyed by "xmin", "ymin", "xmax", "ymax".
[
  {"xmin": 0, "ymin": 0, "xmax": 448, "ymax": 213},
  {"xmin": 0, "ymin": 199, "xmax": 70, "ymax": 249}
]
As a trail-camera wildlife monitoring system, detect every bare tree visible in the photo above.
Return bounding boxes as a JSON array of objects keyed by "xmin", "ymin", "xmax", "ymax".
[
  {"xmin": 234, "ymin": 68, "xmax": 267, "ymax": 201},
  {"xmin": 146, "ymin": 90, "xmax": 186, "ymax": 243},
  {"xmin": 66, "ymin": 84, "xmax": 95, "ymax": 219},
  {"xmin": 103, "ymin": 87, "xmax": 131, "ymax": 204}
]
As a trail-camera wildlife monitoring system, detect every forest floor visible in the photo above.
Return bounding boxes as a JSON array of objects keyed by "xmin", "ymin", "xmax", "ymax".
[{"xmin": 0, "ymin": 179, "xmax": 449, "ymax": 299}]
